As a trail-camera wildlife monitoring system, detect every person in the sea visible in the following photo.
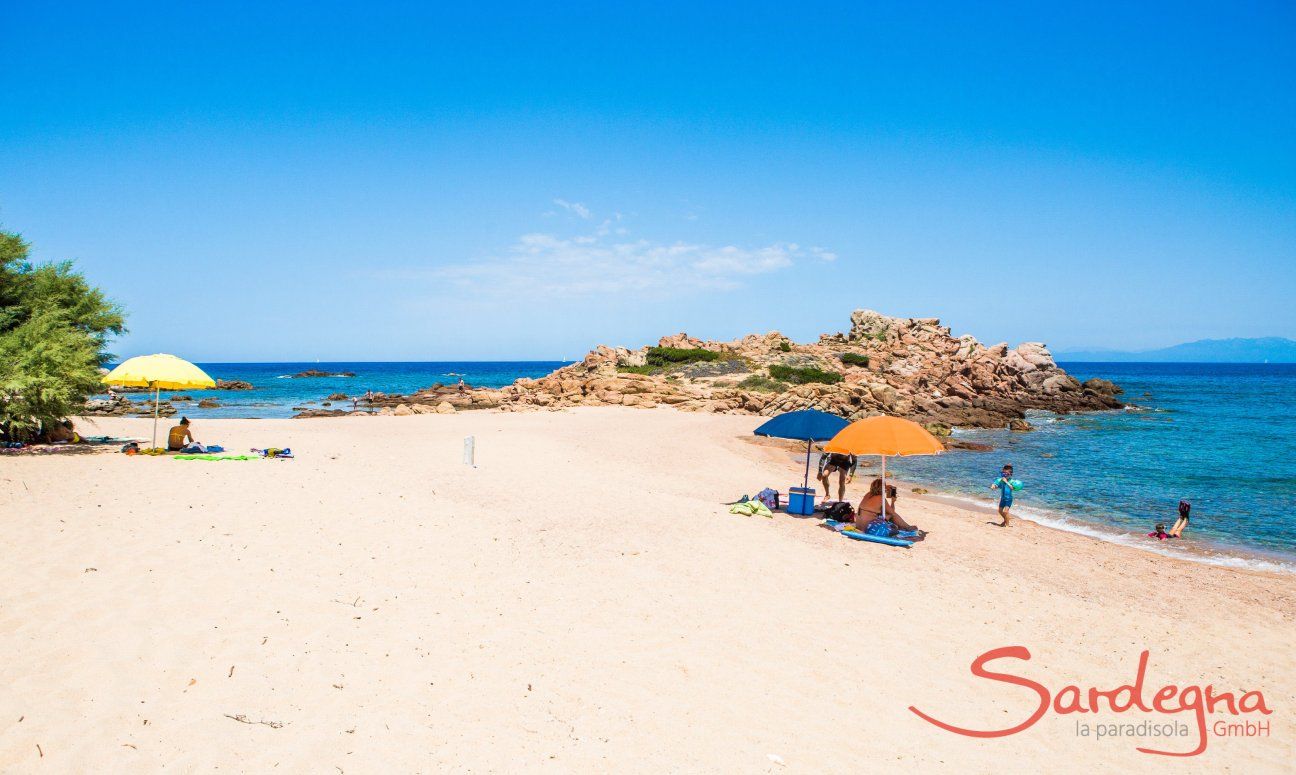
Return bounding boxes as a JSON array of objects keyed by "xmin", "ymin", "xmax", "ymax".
[
  {"xmin": 1148, "ymin": 523, "xmax": 1170, "ymax": 541},
  {"xmin": 167, "ymin": 417, "xmax": 199, "ymax": 451},
  {"xmin": 857, "ymin": 478, "xmax": 921, "ymax": 532},
  {"xmin": 1167, "ymin": 500, "xmax": 1191, "ymax": 538},
  {"xmin": 817, "ymin": 449, "xmax": 858, "ymax": 502},
  {"xmin": 990, "ymin": 464, "xmax": 1021, "ymax": 527}
]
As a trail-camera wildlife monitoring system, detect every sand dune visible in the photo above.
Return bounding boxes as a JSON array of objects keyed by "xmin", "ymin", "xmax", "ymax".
[{"xmin": 1, "ymin": 408, "xmax": 1291, "ymax": 772}]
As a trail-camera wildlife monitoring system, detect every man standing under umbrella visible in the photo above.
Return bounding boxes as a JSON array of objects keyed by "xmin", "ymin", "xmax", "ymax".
[{"xmin": 816, "ymin": 449, "xmax": 858, "ymax": 502}]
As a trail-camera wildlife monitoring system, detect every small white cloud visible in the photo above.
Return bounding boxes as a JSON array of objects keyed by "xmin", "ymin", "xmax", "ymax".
[
  {"xmin": 372, "ymin": 207, "xmax": 837, "ymax": 301},
  {"xmin": 553, "ymin": 198, "xmax": 592, "ymax": 219},
  {"xmin": 411, "ymin": 220, "xmax": 833, "ymax": 299}
]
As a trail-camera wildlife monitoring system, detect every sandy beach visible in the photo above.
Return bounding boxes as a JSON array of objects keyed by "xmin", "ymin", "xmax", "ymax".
[{"xmin": 2, "ymin": 407, "xmax": 1292, "ymax": 772}]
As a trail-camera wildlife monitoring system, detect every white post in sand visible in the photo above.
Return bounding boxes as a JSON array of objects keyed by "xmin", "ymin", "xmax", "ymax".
[
  {"xmin": 152, "ymin": 382, "xmax": 160, "ymax": 450},
  {"xmin": 463, "ymin": 436, "xmax": 475, "ymax": 467}
]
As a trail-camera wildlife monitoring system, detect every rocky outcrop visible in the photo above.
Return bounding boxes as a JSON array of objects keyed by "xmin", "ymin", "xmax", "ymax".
[
  {"xmin": 82, "ymin": 396, "xmax": 178, "ymax": 417},
  {"xmin": 290, "ymin": 310, "xmax": 1124, "ymax": 430},
  {"xmin": 292, "ymin": 408, "xmax": 349, "ymax": 418},
  {"xmin": 486, "ymin": 310, "xmax": 1122, "ymax": 429},
  {"xmin": 215, "ymin": 379, "xmax": 254, "ymax": 391}
]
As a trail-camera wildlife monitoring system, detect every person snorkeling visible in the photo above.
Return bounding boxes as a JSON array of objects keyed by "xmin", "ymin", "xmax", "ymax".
[{"xmin": 1167, "ymin": 500, "xmax": 1192, "ymax": 538}]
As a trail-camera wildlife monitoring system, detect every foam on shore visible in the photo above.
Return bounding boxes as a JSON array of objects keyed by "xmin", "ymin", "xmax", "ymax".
[{"xmin": 913, "ymin": 489, "xmax": 1296, "ymax": 575}]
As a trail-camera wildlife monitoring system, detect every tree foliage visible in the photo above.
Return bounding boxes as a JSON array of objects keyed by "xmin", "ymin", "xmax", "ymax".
[{"xmin": 0, "ymin": 230, "xmax": 125, "ymax": 440}]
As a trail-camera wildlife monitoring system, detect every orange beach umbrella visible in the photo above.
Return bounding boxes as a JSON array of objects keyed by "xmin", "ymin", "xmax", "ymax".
[{"xmin": 824, "ymin": 415, "xmax": 944, "ymax": 521}]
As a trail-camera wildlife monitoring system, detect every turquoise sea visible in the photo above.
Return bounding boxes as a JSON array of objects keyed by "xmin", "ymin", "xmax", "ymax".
[
  {"xmin": 100, "ymin": 361, "xmax": 1294, "ymax": 571},
  {"xmin": 99, "ymin": 361, "xmax": 570, "ymax": 419},
  {"xmin": 891, "ymin": 363, "xmax": 1296, "ymax": 572}
]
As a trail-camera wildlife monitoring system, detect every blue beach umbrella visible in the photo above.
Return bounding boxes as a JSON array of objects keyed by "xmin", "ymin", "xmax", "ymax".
[{"xmin": 753, "ymin": 409, "xmax": 851, "ymax": 490}]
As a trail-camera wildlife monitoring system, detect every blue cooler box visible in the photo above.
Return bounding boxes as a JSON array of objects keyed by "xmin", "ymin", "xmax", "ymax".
[{"xmin": 787, "ymin": 487, "xmax": 816, "ymax": 516}]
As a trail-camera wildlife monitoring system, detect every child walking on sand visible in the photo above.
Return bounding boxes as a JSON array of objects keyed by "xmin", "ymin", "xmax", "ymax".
[{"xmin": 990, "ymin": 464, "xmax": 1022, "ymax": 527}]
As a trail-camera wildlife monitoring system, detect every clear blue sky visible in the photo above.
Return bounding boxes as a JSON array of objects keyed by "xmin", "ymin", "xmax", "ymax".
[{"xmin": 2, "ymin": 1, "xmax": 1293, "ymax": 360}]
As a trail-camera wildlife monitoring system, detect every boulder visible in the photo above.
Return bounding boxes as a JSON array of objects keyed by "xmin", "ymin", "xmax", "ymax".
[
  {"xmin": 436, "ymin": 401, "xmax": 456, "ymax": 414},
  {"xmin": 1015, "ymin": 342, "xmax": 1056, "ymax": 370},
  {"xmin": 197, "ymin": 398, "xmax": 220, "ymax": 408},
  {"xmin": 1008, "ymin": 418, "xmax": 1035, "ymax": 432},
  {"xmin": 847, "ymin": 309, "xmax": 894, "ymax": 341},
  {"xmin": 393, "ymin": 404, "xmax": 414, "ymax": 416},
  {"xmin": 215, "ymin": 379, "xmax": 254, "ymax": 391},
  {"xmin": 292, "ymin": 408, "xmax": 349, "ymax": 419},
  {"xmin": 657, "ymin": 333, "xmax": 706, "ymax": 349},
  {"xmin": 1082, "ymin": 378, "xmax": 1122, "ymax": 396}
]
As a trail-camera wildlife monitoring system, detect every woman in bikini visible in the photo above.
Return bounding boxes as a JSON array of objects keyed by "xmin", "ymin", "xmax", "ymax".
[{"xmin": 856, "ymin": 477, "xmax": 921, "ymax": 533}]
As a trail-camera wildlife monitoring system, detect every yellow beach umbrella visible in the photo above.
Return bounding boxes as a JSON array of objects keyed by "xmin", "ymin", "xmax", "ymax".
[
  {"xmin": 824, "ymin": 415, "xmax": 944, "ymax": 523},
  {"xmin": 102, "ymin": 354, "xmax": 215, "ymax": 449}
]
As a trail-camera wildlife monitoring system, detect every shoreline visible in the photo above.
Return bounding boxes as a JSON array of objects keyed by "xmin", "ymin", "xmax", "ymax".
[
  {"xmin": 749, "ymin": 430, "xmax": 1296, "ymax": 579},
  {"xmin": 908, "ymin": 489, "xmax": 1296, "ymax": 577}
]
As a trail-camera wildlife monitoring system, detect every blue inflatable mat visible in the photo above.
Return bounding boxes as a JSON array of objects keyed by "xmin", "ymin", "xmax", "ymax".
[
  {"xmin": 823, "ymin": 519, "xmax": 914, "ymax": 547},
  {"xmin": 841, "ymin": 529, "xmax": 913, "ymax": 548}
]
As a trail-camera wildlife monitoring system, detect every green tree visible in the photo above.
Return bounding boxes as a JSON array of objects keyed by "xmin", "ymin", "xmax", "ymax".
[{"xmin": 0, "ymin": 229, "xmax": 126, "ymax": 440}]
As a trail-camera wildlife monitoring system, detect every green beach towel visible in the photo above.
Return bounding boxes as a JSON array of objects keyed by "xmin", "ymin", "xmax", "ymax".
[
  {"xmin": 174, "ymin": 454, "xmax": 259, "ymax": 461},
  {"xmin": 729, "ymin": 500, "xmax": 773, "ymax": 518}
]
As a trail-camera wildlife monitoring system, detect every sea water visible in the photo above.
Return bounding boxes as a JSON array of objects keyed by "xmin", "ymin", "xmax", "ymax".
[
  {"xmin": 889, "ymin": 363, "xmax": 1296, "ymax": 571},
  {"xmin": 100, "ymin": 361, "xmax": 569, "ymax": 420},
  {"xmin": 101, "ymin": 360, "xmax": 1295, "ymax": 569}
]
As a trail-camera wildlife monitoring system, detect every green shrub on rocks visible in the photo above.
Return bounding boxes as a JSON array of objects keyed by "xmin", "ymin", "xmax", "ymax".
[
  {"xmin": 736, "ymin": 374, "xmax": 789, "ymax": 392},
  {"xmin": 840, "ymin": 352, "xmax": 870, "ymax": 367},
  {"xmin": 767, "ymin": 365, "xmax": 843, "ymax": 385},
  {"xmin": 645, "ymin": 346, "xmax": 721, "ymax": 366}
]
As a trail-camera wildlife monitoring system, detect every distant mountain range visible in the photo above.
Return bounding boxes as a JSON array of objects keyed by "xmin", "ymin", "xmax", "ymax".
[{"xmin": 1056, "ymin": 337, "xmax": 1296, "ymax": 363}]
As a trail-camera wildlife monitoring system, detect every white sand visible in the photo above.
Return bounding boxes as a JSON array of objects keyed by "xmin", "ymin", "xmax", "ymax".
[{"xmin": 2, "ymin": 407, "xmax": 1292, "ymax": 772}]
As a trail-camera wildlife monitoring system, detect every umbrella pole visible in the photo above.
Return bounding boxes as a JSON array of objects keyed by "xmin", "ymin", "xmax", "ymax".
[
  {"xmin": 803, "ymin": 438, "xmax": 813, "ymax": 492},
  {"xmin": 152, "ymin": 384, "xmax": 160, "ymax": 450},
  {"xmin": 881, "ymin": 455, "xmax": 887, "ymax": 521}
]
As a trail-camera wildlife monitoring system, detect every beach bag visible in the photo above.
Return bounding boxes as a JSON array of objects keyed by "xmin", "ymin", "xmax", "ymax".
[
  {"xmin": 824, "ymin": 501, "xmax": 855, "ymax": 522},
  {"xmin": 864, "ymin": 518, "xmax": 897, "ymax": 538},
  {"xmin": 755, "ymin": 488, "xmax": 779, "ymax": 510}
]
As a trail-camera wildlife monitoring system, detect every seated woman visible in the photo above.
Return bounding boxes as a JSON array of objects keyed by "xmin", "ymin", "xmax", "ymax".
[
  {"xmin": 167, "ymin": 417, "xmax": 200, "ymax": 451},
  {"xmin": 856, "ymin": 477, "xmax": 921, "ymax": 533}
]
